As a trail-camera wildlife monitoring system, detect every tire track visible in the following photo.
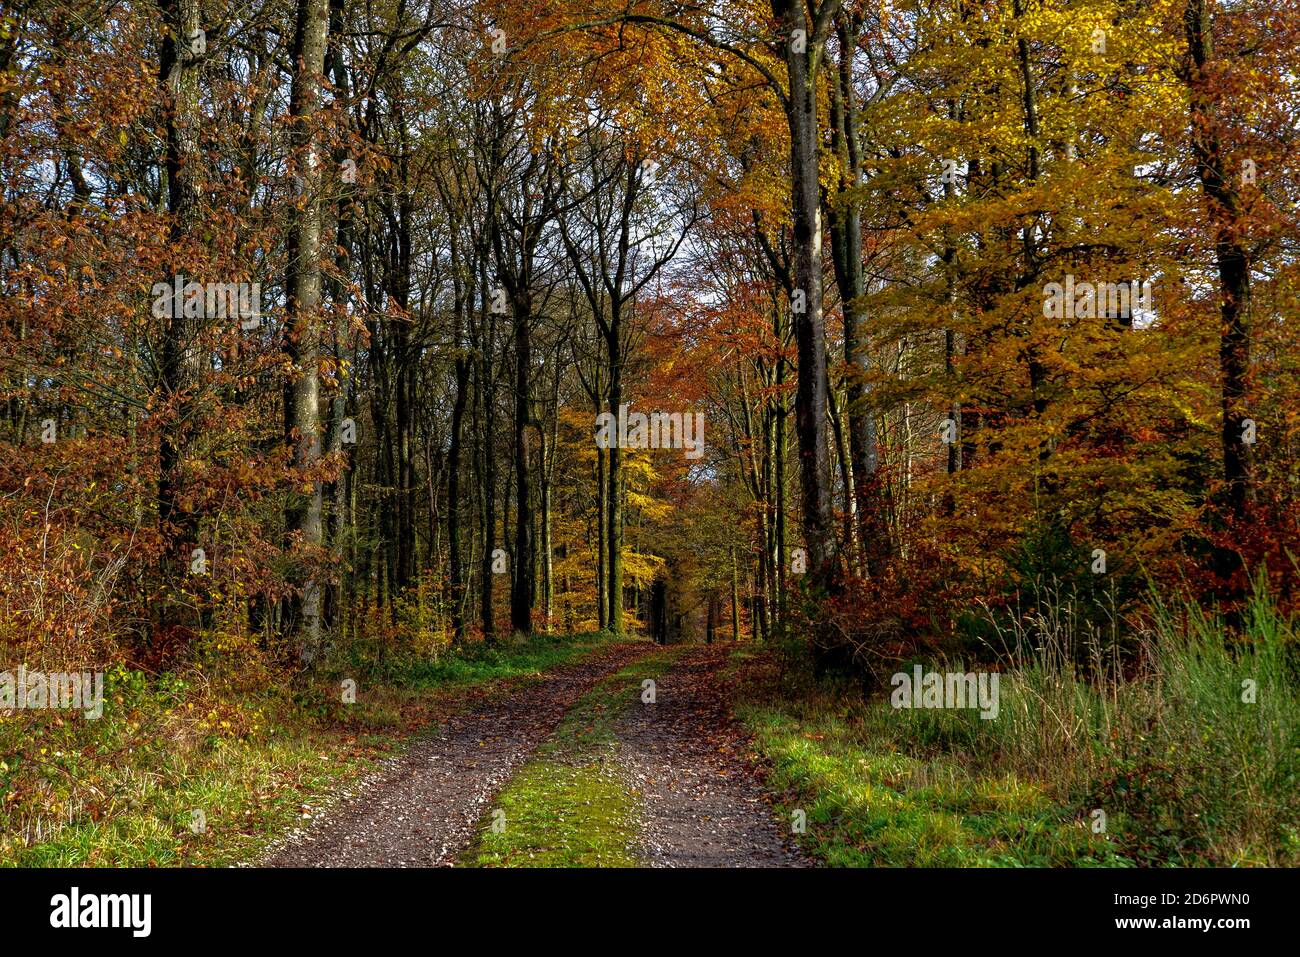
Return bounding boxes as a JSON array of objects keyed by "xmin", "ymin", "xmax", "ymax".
[
  {"xmin": 617, "ymin": 645, "xmax": 809, "ymax": 868},
  {"xmin": 261, "ymin": 640, "xmax": 657, "ymax": 868}
]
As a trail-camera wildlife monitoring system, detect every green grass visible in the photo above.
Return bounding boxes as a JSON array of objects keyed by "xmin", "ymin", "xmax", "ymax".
[
  {"xmin": 735, "ymin": 585, "xmax": 1300, "ymax": 867},
  {"xmin": 0, "ymin": 631, "xmax": 625, "ymax": 867},
  {"xmin": 361, "ymin": 630, "xmax": 623, "ymax": 689},
  {"xmin": 737, "ymin": 659, "xmax": 1121, "ymax": 867},
  {"xmin": 6, "ymin": 728, "xmax": 373, "ymax": 868},
  {"xmin": 465, "ymin": 644, "xmax": 682, "ymax": 868}
]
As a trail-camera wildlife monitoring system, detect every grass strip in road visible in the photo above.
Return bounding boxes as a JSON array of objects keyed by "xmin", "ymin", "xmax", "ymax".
[{"xmin": 465, "ymin": 643, "xmax": 683, "ymax": 868}]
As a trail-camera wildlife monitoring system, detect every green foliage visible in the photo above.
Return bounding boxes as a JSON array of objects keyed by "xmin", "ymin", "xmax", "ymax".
[
  {"xmin": 956, "ymin": 520, "xmax": 1139, "ymax": 668},
  {"xmin": 364, "ymin": 631, "xmax": 620, "ymax": 688},
  {"xmin": 1, "ymin": 632, "xmax": 621, "ymax": 866},
  {"xmin": 739, "ymin": 581, "xmax": 1300, "ymax": 866},
  {"xmin": 738, "ymin": 685, "xmax": 1121, "ymax": 867}
]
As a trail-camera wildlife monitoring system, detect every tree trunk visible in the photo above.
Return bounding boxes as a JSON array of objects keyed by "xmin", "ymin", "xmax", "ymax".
[
  {"xmin": 511, "ymin": 292, "xmax": 535, "ymax": 635},
  {"xmin": 281, "ymin": 0, "xmax": 329, "ymax": 663},
  {"xmin": 596, "ymin": 433, "xmax": 607, "ymax": 629},
  {"xmin": 322, "ymin": 0, "xmax": 353, "ymax": 640},
  {"xmin": 827, "ymin": 17, "xmax": 888, "ymax": 570},
  {"xmin": 540, "ymin": 430, "xmax": 553, "ymax": 632},
  {"xmin": 606, "ymin": 326, "xmax": 624, "ymax": 634},
  {"xmin": 479, "ymin": 330, "xmax": 497, "ymax": 642},
  {"xmin": 778, "ymin": 0, "xmax": 836, "ymax": 599},
  {"xmin": 392, "ymin": 180, "xmax": 415, "ymax": 594},
  {"xmin": 448, "ymin": 274, "xmax": 471, "ymax": 644},
  {"xmin": 731, "ymin": 546, "xmax": 741, "ymax": 640},
  {"xmin": 156, "ymin": 0, "xmax": 204, "ymax": 638},
  {"xmin": 1185, "ymin": 0, "xmax": 1254, "ymax": 604}
]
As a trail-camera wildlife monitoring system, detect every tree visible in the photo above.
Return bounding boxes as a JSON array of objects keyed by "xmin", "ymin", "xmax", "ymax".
[
  {"xmin": 155, "ymin": 0, "xmax": 204, "ymax": 635},
  {"xmin": 282, "ymin": 0, "xmax": 330, "ymax": 660}
]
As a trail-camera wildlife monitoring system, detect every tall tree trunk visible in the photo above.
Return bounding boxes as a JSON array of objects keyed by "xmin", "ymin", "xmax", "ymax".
[
  {"xmin": 596, "ymin": 431, "xmax": 607, "ymax": 629},
  {"xmin": 322, "ymin": 0, "xmax": 352, "ymax": 638},
  {"xmin": 448, "ymin": 284, "xmax": 470, "ymax": 644},
  {"xmin": 777, "ymin": 0, "xmax": 838, "ymax": 600},
  {"xmin": 540, "ymin": 430, "xmax": 553, "ymax": 632},
  {"xmin": 1014, "ymin": 0, "xmax": 1053, "ymax": 494},
  {"xmin": 479, "ymin": 344, "xmax": 497, "ymax": 641},
  {"xmin": 282, "ymin": 0, "xmax": 329, "ymax": 663},
  {"xmin": 156, "ymin": 0, "xmax": 204, "ymax": 638},
  {"xmin": 391, "ymin": 177, "xmax": 415, "ymax": 594},
  {"xmin": 1185, "ymin": 0, "xmax": 1254, "ymax": 602},
  {"xmin": 511, "ymin": 292, "xmax": 535, "ymax": 634},
  {"xmin": 941, "ymin": 95, "xmax": 963, "ymax": 516},
  {"xmin": 826, "ymin": 14, "xmax": 887, "ymax": 571},
  {"xmin": 774, "ymin": 370, "xmax": 788, "ymax": 631},
  {"xmin": 605, "ymin": 324, "xmax": 624, "ymax": 634},
  {"xmin": 282, "ymin": 0, "xmax": 329, "ymax": 651}
]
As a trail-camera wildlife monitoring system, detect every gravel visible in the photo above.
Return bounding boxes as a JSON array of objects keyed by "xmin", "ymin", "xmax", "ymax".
[
  {"xmin": 261, "ymin": 641, "xmax": 656, "ymax": 868},
  {"xmin": 617, "ymin": 645, "xmax": 810, "ymax": 868}
]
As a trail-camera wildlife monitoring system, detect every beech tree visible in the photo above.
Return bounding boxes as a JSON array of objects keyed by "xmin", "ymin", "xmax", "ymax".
[{"xmin": 282, "ymin": 0, "xmax": 330, "ymax": 658}]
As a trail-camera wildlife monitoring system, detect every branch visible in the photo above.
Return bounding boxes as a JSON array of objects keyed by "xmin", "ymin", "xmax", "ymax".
[{"xmin": 524, "ymin": 12, "xmax": 790, "ymax": 110}]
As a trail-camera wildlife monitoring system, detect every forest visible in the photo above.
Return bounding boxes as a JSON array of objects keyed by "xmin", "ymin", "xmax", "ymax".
[{"xmin": 0, "ymin": 0, "xmax": 1298, "ymax": 872}]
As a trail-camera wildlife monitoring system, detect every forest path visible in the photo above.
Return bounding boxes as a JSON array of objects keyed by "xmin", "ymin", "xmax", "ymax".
[
  {"xmin": 261, "ymin": 639, "xmax": 657, "ymax": 867},
  {"xmin": 617, "ymin": 644, "xmax": 809, "ymax": 867}
]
